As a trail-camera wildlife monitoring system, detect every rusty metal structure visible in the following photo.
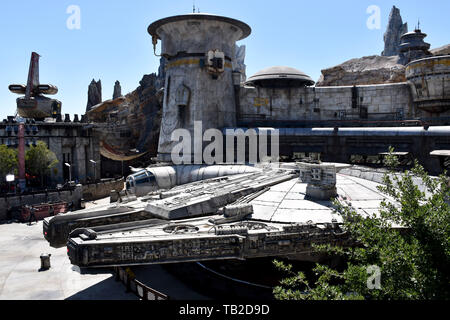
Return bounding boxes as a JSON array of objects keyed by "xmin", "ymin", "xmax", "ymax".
[{"xmin": 9, "ymin": 52, "xmax": 61, "ymax": 119}]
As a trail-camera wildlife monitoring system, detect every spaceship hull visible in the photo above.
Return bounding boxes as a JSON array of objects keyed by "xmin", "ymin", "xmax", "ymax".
[{"xmin": 67, "ymin": 217, "xmax": 349, "ymax": 268}]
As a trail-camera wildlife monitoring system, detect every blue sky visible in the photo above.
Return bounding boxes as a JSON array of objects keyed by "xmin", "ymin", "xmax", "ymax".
[{"xmin": 1, "ymin": 0, "xmax": 449, "ymax": 120}]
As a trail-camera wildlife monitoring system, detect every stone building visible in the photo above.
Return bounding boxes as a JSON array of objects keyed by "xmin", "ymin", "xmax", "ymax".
[
  {"xmin": 3, "ymin": 52, "xmax": 101, "ymax": 188},
  {"xmin": 143, "ymin": 12, "xmax": 449, "ymax": 174},
  {"xmin": 0, "ymin": 116, "xmax": 100, "ymax": 187}
]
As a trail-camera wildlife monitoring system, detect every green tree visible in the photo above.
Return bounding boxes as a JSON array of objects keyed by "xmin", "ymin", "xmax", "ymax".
[
  {"xmin": 25, "ymin": 141, "xmax": 59, "ymax": 187},
  {"xmin": 0, "ymin": 144, "xmax": 18, "ymax": 182},
  {"xmin": 274, "ymin": 148, "xmax": 450, "ymax": 300}
]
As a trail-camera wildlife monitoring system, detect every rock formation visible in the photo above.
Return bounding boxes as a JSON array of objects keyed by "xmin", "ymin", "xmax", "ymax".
[
  {"xmin": 316, "ymin": 55, "xmax": 406, "ymax": 87},
  {"xmin": 86, "ymin": 79, "xmax": 102, "ymax": 112},
  {"xmin": 233, "ymin": 44, "xmax": 247, "ymax": 82},
  {"xmin": 431, "ymin": 44, "xmax": 450, "ymax": 56},
  {"xmin": 382, "ymin": 6, "xmax": 408, "ymax": 57},
  {"xmin": 113, "ymin": 81, "xmax": 122, "ymax": 99},
  {"xmin": 317, "ymin": 6, "xmax": 417, "ymax": 86},
  {"xmin": 86, "ymin": 58, "xmax": 166, "ymax": 162}
]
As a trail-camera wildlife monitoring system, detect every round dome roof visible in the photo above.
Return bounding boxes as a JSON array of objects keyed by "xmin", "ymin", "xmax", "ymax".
[
  {"xmin": 245, "ymin": 66, "xmax": 315, "ymax": 88},
  {"xmin": 148, "ymin": 13, "xmax": 251, "ymax": 41}
]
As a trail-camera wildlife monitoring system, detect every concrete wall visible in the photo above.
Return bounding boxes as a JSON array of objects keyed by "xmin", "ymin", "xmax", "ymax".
[
  {"xmin": 406, "ymin": 55, "xmax": 450, "ymax": 113},
  {"xmin": 0, "ymin": 185, "xmax": 83, "ymax": 221},
  {"xmin": 82, "ymin": 178, "xmax": 124, "ymax": 201},
  {"xmin": 239, "ymin": 83, "xmax": 415, "ymax": 122},
  {"xmin": 155, "ymin": 17, "xmax": 248, "ymax": 161},
  {"xmin": 239, "ymin": 82, "xmax": 450, "ymax": 124}
]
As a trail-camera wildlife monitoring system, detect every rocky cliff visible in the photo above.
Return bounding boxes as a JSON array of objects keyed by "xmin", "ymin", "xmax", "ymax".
[
  {"xmin": 431, "ymin": 44, "xmax": 450, "ymax": 56},
  {"xmin": 86, "ymin": 65, "xmax": 165, "ymax": 161},
  {"xmin": 316, "ymin": 55, "xmax": 406, "ymax": 87}
]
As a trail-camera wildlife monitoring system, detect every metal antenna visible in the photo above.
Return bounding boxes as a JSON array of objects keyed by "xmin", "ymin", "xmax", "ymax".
[{"xmin": 193, "ymin": 0, "xmax": 195, "ymax": 13}]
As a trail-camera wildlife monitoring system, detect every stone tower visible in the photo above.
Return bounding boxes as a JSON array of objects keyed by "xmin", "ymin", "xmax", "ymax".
[
  {"xmin": 148, "ymin": 13, "xmax": 251, "ymax": 162},
  {"xmin": 398, "ymin": 28, "xmax": 431, "ymax": 65},
  {"xmin": 382, "ymin": 6, "xmax": 408, "ymax": 57}
]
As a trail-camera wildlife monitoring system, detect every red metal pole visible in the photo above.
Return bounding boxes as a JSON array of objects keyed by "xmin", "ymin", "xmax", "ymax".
[{"xmin": 18, "ymin": 123, "xmax": 26, "ymax": 192}]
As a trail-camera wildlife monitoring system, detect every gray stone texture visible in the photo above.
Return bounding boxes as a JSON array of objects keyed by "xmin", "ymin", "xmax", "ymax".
[
  {"xmin": 112, "ymin": 81, "xmax": 122, "ymax": 100},
  {"xmin": 431, "ymin": 44, "xmax": 450, "ymax": 56},
  {"xmin": 86, "ymin": 79, "xmax": 102, "ymax": 112},
  {"xmin": 239, "ymin": 82, "xmax": 427, "ymax": 122},
  {"xmin": 382, "ymin": 6, "xmax": 408, "ymax": 57},
  {"xmin": 0, "ymin": 185, "xmax": 83, "ymax": 221},
  {"xmin": 87, "ymin": 73, "xmax": 163, "ymax": 159},
  {"xmin": 0, "ymin": 122, "xmax": 100, "ymax": 187},
  {"xmin": 316, "ymin": 55, "xmax": 406, "ymax": 87},
  {"xmin": 82, "ymin": 178, "xmax": 124, "ymax": 201},
  {"xmin": 233, "ymin": 44, "xmax": 247, "ymax": 82},
  {"xmin": 406, "ymin": 55, "xmax": 450, "ymax": 113},
  {"xmin": 153, "ymin": 16, "xmax": 249, "ymax": 161}
]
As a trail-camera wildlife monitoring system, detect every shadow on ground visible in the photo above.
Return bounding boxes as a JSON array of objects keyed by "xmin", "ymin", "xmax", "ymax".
[{"xmin": 66, "ymin": 269, "xmax": 137, "ymax": 300}]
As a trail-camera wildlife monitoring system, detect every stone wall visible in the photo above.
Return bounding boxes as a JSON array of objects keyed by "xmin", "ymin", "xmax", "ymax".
[
  {"xmin": 239, "ymin": 82, "xmax": 416, "ymax": 123},
  {"xmin": 82, "ymin": 178, "xmax": 124, "ymax": 201},
  {"xmin": 0, "ymin": 185, "xmax": 83, "ymax": 221},
  {"xmin": 0, "ymin": 121, "xmax": 100, "ymax": 186},
  {"xmin": 405, "ymin": 55, "xmax": 450, "ymax": 113}
]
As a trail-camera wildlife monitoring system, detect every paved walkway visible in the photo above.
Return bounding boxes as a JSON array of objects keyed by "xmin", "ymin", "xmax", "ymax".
[
  {"xmin": 0, "ymin": 220, "xmax": 136, "ymax": 300},
  {"xmin": 0, "ymin": 196, "xmax": 213, "ymax": 300}
]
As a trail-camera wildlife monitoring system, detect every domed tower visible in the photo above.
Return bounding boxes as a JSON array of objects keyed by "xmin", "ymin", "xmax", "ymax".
[
  {"xmin": 406, "ymin": 55, "xmax": 450, "ymax": 113},
  {"xmin": 403, "ymin": 24, "xmax": 450, "ymax": 114},
  {"xmin": 399, "ymin": 26, "xmax": 431, "ymax": 65},
  {"xmin": 148, "ymin": 13, "xmax": 251, "ymax": 162}
]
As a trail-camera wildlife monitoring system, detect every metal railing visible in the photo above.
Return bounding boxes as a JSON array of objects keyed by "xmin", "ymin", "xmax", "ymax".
[{"xmin": 114, "ymin": 266, "xmax": 169, "ymax": 300}]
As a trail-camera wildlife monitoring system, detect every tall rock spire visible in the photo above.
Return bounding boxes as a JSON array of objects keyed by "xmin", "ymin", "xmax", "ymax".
[
  {"xmin": 382, "ymin": 6, "xmax": 408, "ymax": 56},
  {"xmin": 113, "ymin": 80, "xmax": 122, "ymax": 100},
  {"xmin": 86, "ymin": 79, "xmax": 102, "ymax": 112}
]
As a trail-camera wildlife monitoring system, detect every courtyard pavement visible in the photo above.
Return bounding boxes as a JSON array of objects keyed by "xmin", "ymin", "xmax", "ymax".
[
  {"xmin": 0, "ymin": 220, "xmax": 137, "ymax": 300},
  {"xmin": 0, "ymin": 196, "xmax": 209, "ymax": 300}
]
